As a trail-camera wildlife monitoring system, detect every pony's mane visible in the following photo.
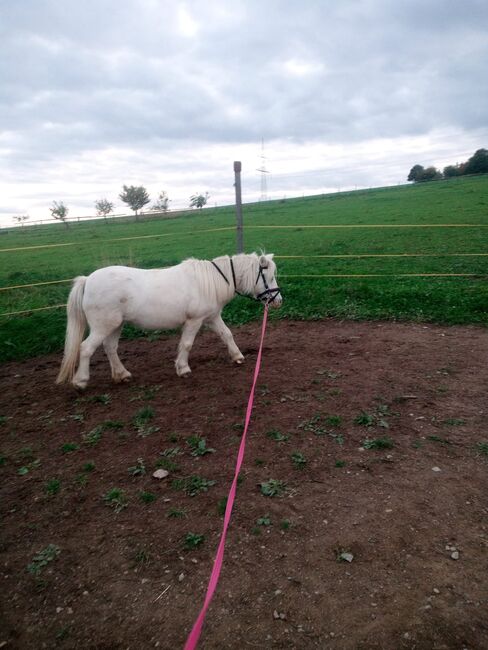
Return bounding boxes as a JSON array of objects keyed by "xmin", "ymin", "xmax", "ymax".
[{"xmin": 180, "ymin": 253, "xmax": 261, "ymax": 302}]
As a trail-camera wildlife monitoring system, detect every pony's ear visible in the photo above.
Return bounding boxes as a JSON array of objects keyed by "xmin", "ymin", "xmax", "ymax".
[{"xmin": 259, "ymin": 254, "xmax": 269, "ymax": 268}]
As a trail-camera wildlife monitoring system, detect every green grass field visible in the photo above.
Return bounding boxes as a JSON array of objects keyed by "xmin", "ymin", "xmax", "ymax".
[{"xmin": 1, "ymin": 175, "xmax": 488, "ymax": 363}]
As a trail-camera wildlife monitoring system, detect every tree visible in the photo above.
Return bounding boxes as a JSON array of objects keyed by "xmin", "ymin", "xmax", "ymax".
[
  {"xmin": 13, "ymin": 214, "xmax": 30, "ymax": 227},
  {"xmin": 119, "ymin": 185, "xmax": 150, "ymax": 220},
  {"xmin": 50, "ymin": 201, "xmax": 69, "ymax": 228},
  {"xmin": 95, "ymin": 198, "xmax": 114, "ymax": 223},
  {"xmin": 152, "ymin": 191, "xmax": 170, "ymax": 213},
  {"xmin": 421, "ymin": 166, "xmax": 442, "ymax": 182},
  {"xmin": 407, "ymin": 165, "xmax": 425, "ymax": 182},
  {"xmin": 443, "ymin": 164, "xmax": 462, "ymax": 178},
  {"xmin": 189, "ymin": 192, "xmax": 210, "ymax": 210},
  {"xmin": 464, "ymin": 148, "xmax": 488, "ymax": 175},
  {"xmin": 407, "ymin": 164, "xmax": 441, "ymax": 182}
]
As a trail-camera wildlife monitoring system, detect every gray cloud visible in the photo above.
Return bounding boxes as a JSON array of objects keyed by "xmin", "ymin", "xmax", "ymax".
[{"xmin": 1, "ymin": 0, "xmax": 487, "ymax": 221}]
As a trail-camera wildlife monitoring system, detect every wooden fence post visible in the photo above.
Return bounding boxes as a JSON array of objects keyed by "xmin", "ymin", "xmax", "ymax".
[{"xmin": 234, "ymin": 161, "xmax": 243, "ymax": 254}]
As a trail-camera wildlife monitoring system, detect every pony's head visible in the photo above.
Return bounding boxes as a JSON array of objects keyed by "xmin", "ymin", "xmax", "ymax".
[{"xmin": 254, "ymin": 253, "xmax": 282, "ymax": 307}]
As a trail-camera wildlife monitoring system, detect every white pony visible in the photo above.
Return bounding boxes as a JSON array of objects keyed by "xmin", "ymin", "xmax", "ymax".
[{"xmin": 56, "ymin": 253, "xmax": 282, "ymax": 389}]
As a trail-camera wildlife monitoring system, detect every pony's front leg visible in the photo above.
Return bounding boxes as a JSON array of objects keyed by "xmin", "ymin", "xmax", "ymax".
[
  {"xmin": 175, "ymin": 318, "xmax": 204, "ymax": 377},
  {"xmin": 206, "ymin": 314, "xmax": 244, "ymax": 364}
]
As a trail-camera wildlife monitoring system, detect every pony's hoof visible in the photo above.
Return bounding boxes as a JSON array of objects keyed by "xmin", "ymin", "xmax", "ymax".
[
  {"xmin": 234, "ymin": 357, "xmax": 245, "ymax": 365},
  {"xmin": 176, "ymin": 366, "xmax": 191, "ymax": 378},
  {"xmin": 114, "ymin": 372, "xmax": 132, "ymax": 384},
  {"xmin": 73, "ymin": 380, "xmax": 88, "ymax": 391}
]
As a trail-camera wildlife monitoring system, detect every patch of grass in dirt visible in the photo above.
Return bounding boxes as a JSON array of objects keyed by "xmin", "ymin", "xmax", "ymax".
[
  {"xmin": 27, "ymin": 544, "xmax": 61, "ymax": 576},
  {"xmin": 84, "ymin": 394, "xmax": 111, "ymax": 405},
  {"xmin": 18, "ymin": 459, "xmax": 40, "ymax": 475},
  {"xmin": 184, "ymin": 532, "xmax": 205, "ymax": 550},
  {"xmin": 128, "ymin": 458, "xmax": 146, "ymax": 476},
  {"xmin": 44, "ymin": 479, "xmax": 61, "ymax": 496},
  {"xmin": 443, "ymin": 418, "xmax": 466, "ymax": 426},
  {"xmin": 103, "ymin": 488, "xmax": 128, "ymax": 512},
  {"xmin": 132, "ymin": 406, "xmax": 160, "ymax": 437},
  {"xmin": 363, "ymin": 437, "xmax": 395, "ymax": 450},
  {"xmin": 257, "ymin": 514, "xmax": 272, "ymax": 526},
  {"xmin": 187, "ymin": 435, "xmax": 216, "ymax": 456},
  {"xmin": 260, "ymin": 479, "xmax": 287, "ymax": 497},
  {"xmin": 266, "ymin": 429, "xmax": 289, "ymax": 442},
  {"xmin": 172, "ymin": 475, "xmax": 216, "ymax": 496},
  {"xmin": 335, "ymin": 460, "xmax": 346, "ymax": 468},
  {"xmin": 291, "ymin": 451, "xmax": 307, "ymax": 469},
  {"xmin": 428, "ymin": 435, "xmax": 452, "ymax": 446},
  {"xmin": 60, "ymin": 442, "xmax": 79, "ymax": 453},
  {"xmin": 133, "ymin": 549, "xmax": 150, "ymax": 565},
  {"xmin": 139, "ymin": 491, "xmax": 157, "ymax": 504},
  {"xmin": 168, "ymin": 507, "xmax": 186, "ymax": 518},
  {"xmin": 129, "ymin": 385, "xmax": 162, "ymax": 401},
  {"xmin": 476, "ymin": 442, "xmax": 488, "ymax": 456},
  {"xmin": 156, "ymin": 457, "xmax": 180, "ymax": 472}
]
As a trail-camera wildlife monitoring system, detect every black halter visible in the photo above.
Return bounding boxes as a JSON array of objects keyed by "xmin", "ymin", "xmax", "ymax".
[
  {"xmin": 210, "ymin": 258, "xmax": 281, "ymax": 305},
  {"xmin": 255, "ymin": 264, "xmax": 282, "ymax": 305}
]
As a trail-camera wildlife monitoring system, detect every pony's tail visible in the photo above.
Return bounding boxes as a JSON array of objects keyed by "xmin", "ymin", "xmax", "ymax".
[{"xmin": 56, "ymin": 276, "xmax": 87, "ymax": 385}]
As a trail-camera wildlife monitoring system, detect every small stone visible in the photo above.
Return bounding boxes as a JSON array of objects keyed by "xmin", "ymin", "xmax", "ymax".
[
  {"xmin": 142, "ymin": 578, "xmax": 149, "ymax": 584},
  {"xmin": 451, "ymin": 551, "xmax": 460, "ymax": 560},
  {"xmin": 433, "ymin": 588, "xmax": 440, "ymax": 594},
  {"xmin": 178, "ymin": 573, "xmax": 185, "ymax": 582},
  {"xmin": 274, "ymin": 589, "xmax": 282, "ymax": 595},
  {"xmin": 82, "ymin": 591, "xmax": 89, "ymax": 596},
  {"xmin": 339, "ymin": 552, "xmax": 354, "ymax": 563},
  {"xmin": 56, "ymin": 607, "xmax": 63, "ymax": 614},
  {"xmin": 273, "ymin": 610, "xmax": 280, "ymax": 620},
  {"xmin": 432, "ymin": 466, "xmax": 441, "ymax": 472},
  {"xmin": 153, "ymin": 469, "xmax": 169, "ymax": 480},
  {"xmin": 67, "ymin": 607, "xmax": 73, "ymax": 615}
]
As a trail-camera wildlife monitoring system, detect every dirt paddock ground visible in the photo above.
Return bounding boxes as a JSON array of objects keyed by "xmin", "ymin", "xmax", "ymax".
[{"xmin": 1, "ymin": 318, "xmax": 487, "ymax": 649}]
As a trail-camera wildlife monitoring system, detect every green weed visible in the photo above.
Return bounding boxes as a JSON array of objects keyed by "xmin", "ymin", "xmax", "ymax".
[
  {"xmin": 184, "ymin": 533, "xmax": 205, "ymax": 550},
  {"xmin": 128, "ymin": 458, "xmax": 146, "ymax": 476},
  {"xmin": 172, "ymin": 476, "xmax": 216, "ymax": 496},
  {"xmin": 363, "ymin": 437, "xmax": 395, "ymax": 450},
  {"xmin": 291, "ymin": 452, "xmax": 307, "ymax": 469},
  {"xmin": 103, "ymin": 488, "xmax": 128, "ymax": 512},
  {"xmin": 168, "ymin": 507, "xmax": 186, "ymax": 518},
  {"xmin": 260, "ymin": 479, "xmax": 286, "ymax": 497},
  {"xmin": 139, "ymin": 491, "xmax": 157, "ymax": 504},
  {"xmin": 256, "ymin": 514, "xmax": 272, "ymax": 526},
  {"xmin": 44, "ymin": 479, "xmax": 61, "ymax": 496},
  {"xmin": 133, "ymin": 406, "xmax": 160, "ymax": 437},
  {"xmin": 266, "ymin": 429, "xmax": 289, "ymax": 442},
  {"xmin": 187, "ymin": 436, "xmax": 215, "ymax": 456},
  {"xmin": 61, "ymin": 442, "xmax": 79, "ymax": 453},
  {"xmin": 27, "ymin": 544, "xmax": 61, "ymax": 575}
]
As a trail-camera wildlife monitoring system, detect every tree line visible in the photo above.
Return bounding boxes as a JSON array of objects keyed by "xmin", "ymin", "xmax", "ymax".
[
  {"xmin": 408, "ymin": 148, "xmax": 488, "ymax": 183},
  {"xmin": 43, "ymin": 187, "xmax": 210, "ymax": 228}
]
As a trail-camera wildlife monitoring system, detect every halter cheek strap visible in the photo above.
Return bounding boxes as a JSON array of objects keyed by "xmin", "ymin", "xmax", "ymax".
[
  {"xmin": 210, "ymin": 257, "xmax": 281, "ymax": 304},
  {"xmin": 255, "ymin": 265, "xmax": 281, "ymax": 305}
]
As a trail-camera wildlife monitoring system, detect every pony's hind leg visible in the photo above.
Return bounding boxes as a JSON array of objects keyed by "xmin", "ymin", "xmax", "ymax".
[
  {"xmin": 103, "ymin": 325, "xmax": 132, "ymax": 383},
  {"xmin": 72, "ymin": 330, "xmax": 107, "ymax": 390},
  {"xmin": 207, "ymin": 314, "xmax": 244, "ymax": 364},
  {"xmin": 175, "ymin": 318, "xmax": 204, "ymax": 377}
]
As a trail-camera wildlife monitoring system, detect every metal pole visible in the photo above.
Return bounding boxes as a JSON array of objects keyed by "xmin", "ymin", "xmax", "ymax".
[{"xmin": 234, "ymin": 161, "xmax": 243, "ymax": 254}]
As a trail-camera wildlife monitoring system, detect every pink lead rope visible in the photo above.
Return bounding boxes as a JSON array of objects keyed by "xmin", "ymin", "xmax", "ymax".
[{"xmin": 184, "ymin": 305, "xmax": 269, "ymax": 650}]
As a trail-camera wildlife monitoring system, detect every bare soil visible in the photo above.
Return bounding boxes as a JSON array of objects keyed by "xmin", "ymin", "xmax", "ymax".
[{"xmin": 1, "ymin": 318, "xmax": 488, "ymax": 650}]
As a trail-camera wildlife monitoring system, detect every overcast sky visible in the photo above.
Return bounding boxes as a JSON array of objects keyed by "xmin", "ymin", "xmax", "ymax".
[{"xmin": 1, "ymin": 0, "xmax": 487, "ymax": 223}]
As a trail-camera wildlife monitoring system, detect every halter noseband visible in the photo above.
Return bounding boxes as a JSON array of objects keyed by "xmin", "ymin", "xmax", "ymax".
[{"xmin": 210, "ymin": 257, "xmax": 281, "ymax": 305}]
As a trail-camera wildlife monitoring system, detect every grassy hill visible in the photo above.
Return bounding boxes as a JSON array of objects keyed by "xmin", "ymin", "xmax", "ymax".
[{"xmin": 1, "ymin": 175, "xmax": 488, "ymax": 362}]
